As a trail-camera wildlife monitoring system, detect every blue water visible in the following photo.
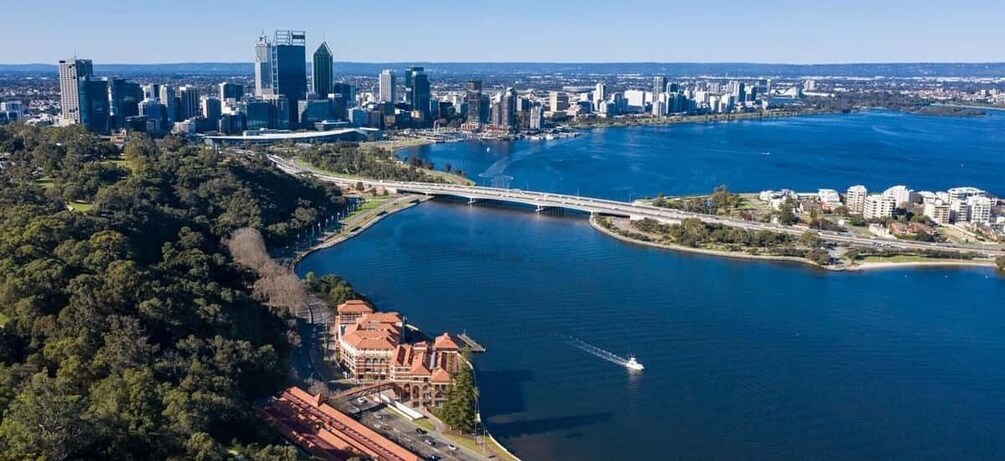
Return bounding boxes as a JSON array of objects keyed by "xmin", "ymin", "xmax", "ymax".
[
  {"xmin": 300, "ymin": 112, "xmax": 1005, "ymax": 460},
  {"xmin": 402, "ymin": 111, "xmax": 1005, "ymax": 198}
]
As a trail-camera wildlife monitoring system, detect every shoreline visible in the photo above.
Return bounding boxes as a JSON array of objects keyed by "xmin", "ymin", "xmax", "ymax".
[
  {"xmin": 294, "ymin": 194, "xmax": 430, "ymax": 263},
  {"xmin": 589, "ymin": 215, "xmax": 998, "ymax": 273}
]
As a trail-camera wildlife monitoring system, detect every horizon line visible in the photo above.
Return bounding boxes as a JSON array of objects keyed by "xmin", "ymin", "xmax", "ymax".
[{"xmin": 4, "ymin": 60, "xmax": 1005, "ymax": 66}]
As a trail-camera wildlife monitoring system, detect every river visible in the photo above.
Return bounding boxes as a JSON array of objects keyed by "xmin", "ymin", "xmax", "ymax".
[{"xmin": 297, "ymin": 111, "xmax": 1005, "ymax": 460}]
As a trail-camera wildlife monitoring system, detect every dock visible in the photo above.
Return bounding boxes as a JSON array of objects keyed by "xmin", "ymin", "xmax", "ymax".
[{"xmin": 457, "ymin": 332, "xmax": 486, "ymax": 353}]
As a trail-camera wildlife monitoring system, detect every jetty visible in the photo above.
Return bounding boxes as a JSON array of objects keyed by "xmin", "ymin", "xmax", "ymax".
[{"xmin": 458, "ymin": 332, "xmax": 486, "ymax": 353}]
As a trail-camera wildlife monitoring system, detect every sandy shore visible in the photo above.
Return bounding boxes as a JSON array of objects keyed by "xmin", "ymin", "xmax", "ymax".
[{"xmin": 590, "ymin": 215, "xmax": 998, "ymax": 272}]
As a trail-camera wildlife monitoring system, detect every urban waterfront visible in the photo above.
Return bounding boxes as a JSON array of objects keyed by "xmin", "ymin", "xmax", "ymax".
[
  {"xmin": 402, "ymin": 110, "xmax": 1005, "ymax": 199},
  {"xmin": 299, "ymin": 112, "xmax": 1005, "ymax": 460}
]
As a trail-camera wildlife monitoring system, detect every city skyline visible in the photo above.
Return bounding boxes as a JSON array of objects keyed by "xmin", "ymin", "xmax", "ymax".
[{"xmin": 4, "ymin": 0, "xmax": 1005, "ymax": 64}]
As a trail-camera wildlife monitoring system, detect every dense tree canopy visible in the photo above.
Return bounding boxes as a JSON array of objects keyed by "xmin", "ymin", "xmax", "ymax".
[{"xmin": 0, "ymin": 124, "xmax": 344, "ymax": 459}]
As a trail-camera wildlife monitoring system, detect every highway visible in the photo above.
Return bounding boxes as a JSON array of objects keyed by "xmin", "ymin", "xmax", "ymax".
[{"xmin": 268, "ymin": 154, "xmax": 1005, "ymax": 257}]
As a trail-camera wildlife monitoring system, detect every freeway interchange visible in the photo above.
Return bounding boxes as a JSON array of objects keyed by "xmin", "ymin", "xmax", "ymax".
[{"xmin": 268, "ymin": 154, "xmax": 1005, "ymax": 258}]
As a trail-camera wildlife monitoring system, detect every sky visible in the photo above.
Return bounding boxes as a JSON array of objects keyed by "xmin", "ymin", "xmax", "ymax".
[{"xmin": 4, "ymin": 0, "xmax": 1003, "ymax": 64}]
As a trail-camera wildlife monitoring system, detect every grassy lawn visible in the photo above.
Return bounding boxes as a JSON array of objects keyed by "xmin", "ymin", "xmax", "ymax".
[
  {"xmin": 67, "ymin": 201, "xmax": 96, "ymax": 212},
  {"xmin": 413, "ymin": 418, "xmax": 434, "ymax": 431}
]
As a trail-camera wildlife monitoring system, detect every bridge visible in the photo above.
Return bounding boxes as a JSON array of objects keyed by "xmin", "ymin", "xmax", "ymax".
[{"xmin": 268, "ymin": 154, "xmax": 1005, "ymax": 257}]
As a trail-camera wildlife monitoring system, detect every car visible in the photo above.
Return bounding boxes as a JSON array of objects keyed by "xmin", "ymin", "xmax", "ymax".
[
  {"xmin": 447, "ymin": 444, "xmax": 458, "ymax": 451},
  {"xmin": 356, "ymin": 398, "xmax": 367, "ymax": 404},
  {"xmin": 424, "ymin": 439, "xmax": 436, "ymax": 447},
  {"xmin": 375, "ymin": 414, "xmax": 383, "ymax": 420},
  {"xmin": 415, "ymin": 428, "xmax": 428, "ymax": 435}
]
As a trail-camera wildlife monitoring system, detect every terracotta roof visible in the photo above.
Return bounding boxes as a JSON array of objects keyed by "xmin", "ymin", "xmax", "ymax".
[
  {"xmin": 434, "ymin": 333, "xmax": 461, "ymax": 350},
  {"xmin": 430, "ymin": 368, "xmax": 452, "ymax": 383},
  {"xmin": 337, "ymin": 299, "xmax": 374, "ymax": 315}
]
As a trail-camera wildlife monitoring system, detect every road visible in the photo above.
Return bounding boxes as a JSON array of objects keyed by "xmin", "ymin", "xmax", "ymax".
[
  {"xmin": 359, "ymin": 402, "xmax": 492, "ymax": 461},
  {"xmin": 267, "ymin": 154, "xmax": 1005, "ymax": 258}
]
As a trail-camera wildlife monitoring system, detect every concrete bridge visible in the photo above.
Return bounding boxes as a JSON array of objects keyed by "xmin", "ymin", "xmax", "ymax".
[{"xmin": 268, "ymin": 154, "xmax": 1005, "ymax": 257}]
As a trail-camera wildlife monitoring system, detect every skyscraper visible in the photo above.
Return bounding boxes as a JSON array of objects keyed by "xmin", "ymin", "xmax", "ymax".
[
  {"xmin": 593, "ymin": 83, "xmax": 607, "ymax": 109},
  {"xmin": 653, "ymin": 76, "xmax": 667, "ymax": 97},
  {"xmin": 109, "ymin": 77, "xmax": 142, "ymax": 129},
  {"xmin": 405, "ymin": 67, "xmax": 430, "ymax": 120},
  {"xmin": 465, "ymin": 80, "xmax": 483, "ymax": 123},
  {"xmin": 219, "ymin": 82, "xmax": 244, "ymax": 101},
  {"xmin": 159, "ymin": 85, "xmax": 177, "ymax": 124},
  {"xmin": 254, "ymin": 33, "xmax": 272, "ymax": 96},
  {"xmin": 379, "ymin": 69, "xmax": 396, "ymax": 104},
  {"xmin": 58, "ymin": 58, "xmax": 93, "ymax": 125},
  {"xmin": 78, "ymin": 77, "xmax": 109, "ymax": 134},
  {"xmin": 177, "ymin": 85, "xmax": 200, "ymax": 120},
  {"xmin": 270, "ymin": 30, "xmax": 307, "ymax": 127},
  {"xmin": 312, "ymin": 42, "xmax": 334, "ymax": 96}
]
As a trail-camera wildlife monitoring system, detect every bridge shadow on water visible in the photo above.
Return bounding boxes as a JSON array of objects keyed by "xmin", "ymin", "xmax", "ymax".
[
  {"xmin": 476, "ymin": 369, "xmax": 535, "ymax": 414},
  {"xmin": 486, "ymin": 411, "xmax": 615, "ymax": 439},
  {"xmin": 431, "ymin": 196, "xmax": 592, "ymax": 219}
]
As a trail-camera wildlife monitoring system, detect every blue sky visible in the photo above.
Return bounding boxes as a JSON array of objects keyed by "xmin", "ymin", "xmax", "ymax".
[{"xmin": 4, "ymin": 0, "xmax": 1002, "ymax": 64}]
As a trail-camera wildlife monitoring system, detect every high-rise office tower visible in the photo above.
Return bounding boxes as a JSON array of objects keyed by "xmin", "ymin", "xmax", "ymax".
[
  {"xmin": 405, "ymin": 67, "xmax": 430, "ymax": 119},
  {"xmin": 270, "ymin": 30, "xmax": 307, "ymax": 127},
  {"xmin": 201, "ymin": 97, "xmax": 222, "ymax": 129},
  {"xmin": 177, "ymin": 85, "xmax": 200, "ymax": 120},
  {"xmin": 593, "ymin": 83, "xmax": 607, "ymax": 108},
  {"xmin": 79, "ymin": 77, "xmax": 110, "ymax": 133},
  {"xmin": 653, "ymin": 76, "xmax": 668, "ymax": 98},
  {"xmin": 58, "ymin": 58, "xmax": 93, "ymax": 125},
  {"xmin": 379, "ymin": 69, "xmax": 396, "ymax": 104},
  {"xmin": 254, "ymin": 33, "xmax": 272, "ymax": 96},
  {"xmin": 159, "ymin": 85, "xmax": 177, "ymax": 124},
  {"xmin": 465, "ymin": 80, "xmax": 483, "ymax": 123},
  {"xmin": 219, "ymin": 82, "xmax": 244, "ymax": 101},
  {"xmin": 312, "ymin": 42, "xmax": 334, "ymax": 96},
  {"xmin": 109, "ymin": 77, "xmax": 142, "ymax": 128}
]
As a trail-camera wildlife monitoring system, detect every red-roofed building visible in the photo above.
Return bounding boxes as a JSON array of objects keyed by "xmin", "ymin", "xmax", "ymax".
[
  {"xmin": 332, "ymin": 300, "xmax": 463, "ymax": 410},
  {"xmin": 260, "ymin": 387, "xmax": 421, "ymax": 461}
]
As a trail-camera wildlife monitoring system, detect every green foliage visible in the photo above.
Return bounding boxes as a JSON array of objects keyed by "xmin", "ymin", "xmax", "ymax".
[
  {"xmin": 777, "ymin": 198, "xmax": 798, "ymax": 225},
  {"xmin": 304, "ymin": 272, "xmax": 363, "ymax": 308},
  {"xmin": 0, "ymin": 125, "xmax": 324, "ymax": 459},
  {"xmin": 997, "ymin": 256, "xmax": 1005, "ymax": 271},
  {"xmin": 652, "ymin": 185, "xmax": 743, "ymax": 215},
  {"xmin": 293, "ymin": 142, "xmax": 445, "ymax": 182},
  {"xmin": 438, "ymin": 358, "xmax": 478, "ymax": 433}
]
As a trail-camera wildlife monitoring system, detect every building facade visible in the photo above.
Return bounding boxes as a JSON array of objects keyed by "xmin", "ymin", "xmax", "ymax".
[
  {"xmin": 58, "ymin": 58, "xmax": 94, "ymax": 126},
  {"xmin": 863, "ymin": 194, "xmax": 896, "ymax": 220},
  {"xmin": 845, "ymin": 185, "xmax": 868, "ymax": 214},
  {"xmin": 379, "ymin": 69, "xmax": 396, "ymax": 104},
  {"xmin": 312, "ymin": 42, "xmax": 334, "ymax": 96}
]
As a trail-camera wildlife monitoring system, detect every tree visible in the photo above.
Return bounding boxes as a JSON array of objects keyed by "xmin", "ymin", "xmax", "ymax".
[
  {"xmin": 0, "ymin": 373, "xmax": 94, "ymax": 460},
  {"xmin": 438, "ymin": 357, "xmax": 478, "ymax": 433},
  {"xmin": 997, "ymin": 256, "xmax": 1005, "ymax": 272},
  {"xmin": 777, "ymin": 198, "xmax": 798, "ymax": 225}
]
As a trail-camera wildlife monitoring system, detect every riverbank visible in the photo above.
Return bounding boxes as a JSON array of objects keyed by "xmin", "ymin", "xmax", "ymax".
[
  {"xmin": 569, "ymin": 108, "xmax": 842, "ymax": 130},
  {"xmin": 590, "ymin": 215, "xmax": 998, "ymax": 272},
  {"xmin": 295, "ymin": 193, "xmax": 430, "ymax": 263}
]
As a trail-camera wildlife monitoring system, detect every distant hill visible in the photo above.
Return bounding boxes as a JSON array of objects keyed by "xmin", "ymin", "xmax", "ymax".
[{"xmin": 3, "ymin": 62, "xmax": 1005, "ymax": 78}]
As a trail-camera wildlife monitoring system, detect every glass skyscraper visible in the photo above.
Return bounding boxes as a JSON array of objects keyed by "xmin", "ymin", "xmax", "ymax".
[
  {"xmin": 405, "ymin": 66, "xmax": 430, "ymax": 121},
  {"xmin": 312, "ymin": 42, "xmax": 333, "ymax": 97},
  {"xmin": 271, "ymin": 30, "xmax": 307, "ymax": 127}
]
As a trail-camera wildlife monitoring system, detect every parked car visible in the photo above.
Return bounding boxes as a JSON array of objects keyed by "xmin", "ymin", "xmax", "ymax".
[
  {"xmin": 415, "ymin": 428, "xmax": 428, "ymax": 435},
  {"xmin": 424, "ymin": 439, "xmax": 436, "ymax": 447},
  {"xmin": 447, "ymin": 444, "xmax": 458, "ymax": 451}
]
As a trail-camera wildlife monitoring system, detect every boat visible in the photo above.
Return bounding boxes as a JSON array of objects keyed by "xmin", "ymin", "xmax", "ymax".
[{"xmin": 625, "ymin": 355, "xmax": 644, "ymax": 371}]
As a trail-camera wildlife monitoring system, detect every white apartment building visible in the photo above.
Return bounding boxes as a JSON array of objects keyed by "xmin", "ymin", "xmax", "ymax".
[
  {"xmin": 882, "ymin": 185, "xmax": 915, "ymax": 207},
  {"xmin": 845, "ymin": 185, "xmax": 868, "ymax": 214},
  {"xmin": 923, "ymin": 200, "xmax": 951, "ymax": 225},
  {"xmin": 863, "ymin": 194, "xmax": 897, "ymax": 219},
  {"xmin": 817, "ymin": 189, "xmax": 842, "ymax": 209},
  {"xmin": 947, "ymin": 186, "xmax": 985, "ymax": 206},
  {"xmin": 968, "ymin": 196, "xmax": 993, "ymax": 224}
]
